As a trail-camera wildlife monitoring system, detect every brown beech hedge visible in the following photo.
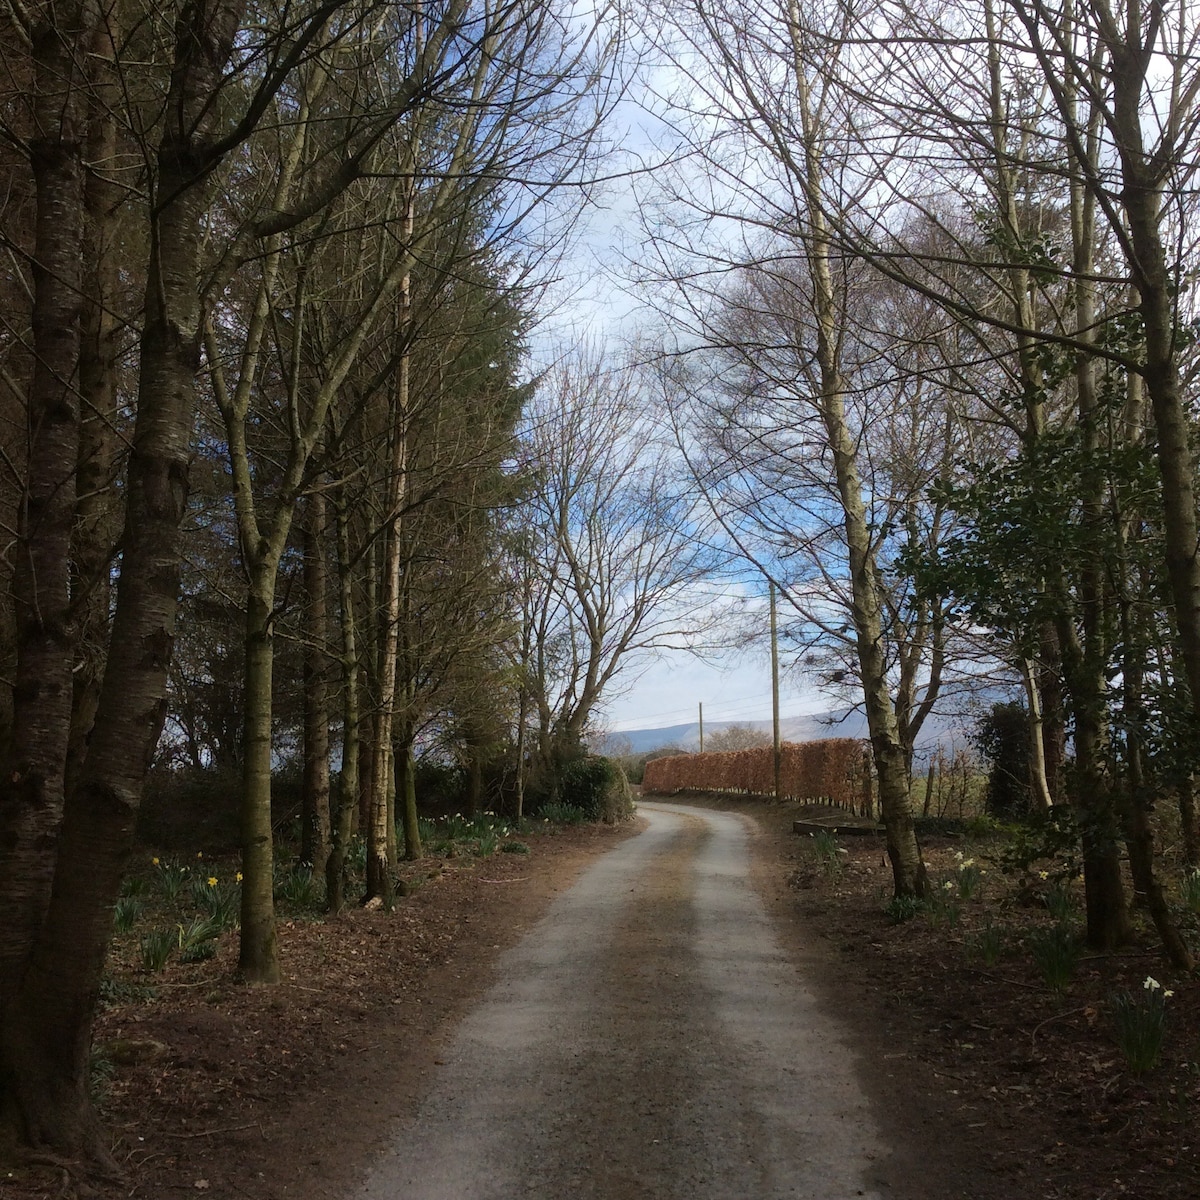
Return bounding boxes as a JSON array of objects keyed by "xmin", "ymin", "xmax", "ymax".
[{"xmin": 641, "ymin": 739, "xmax": 870, "ymax": 810}]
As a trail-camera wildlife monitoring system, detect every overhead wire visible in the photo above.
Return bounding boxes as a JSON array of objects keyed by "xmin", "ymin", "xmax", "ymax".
[{"xmin": 607, "ymin": 690, "xmax": 820, "ymax": 733}]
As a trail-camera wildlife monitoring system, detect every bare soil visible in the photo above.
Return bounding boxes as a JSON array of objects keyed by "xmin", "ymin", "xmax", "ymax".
[{"xmin": 3, "ymin": 795, "xmax": 1197, "ymax": 1200}]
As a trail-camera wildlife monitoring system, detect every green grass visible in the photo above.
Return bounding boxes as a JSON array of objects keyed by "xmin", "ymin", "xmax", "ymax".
[
  {"xmin": 1027, "ymin": 923, "xmax": 1081, "ymax": 992},
  {"xmin": 885, "ymin": 894, "xmax": 923, "ymax": 924},
  {"xmin": 536, "ymin": 802, "xmax": 588, "ymax": 826},
  {"xmin": 274, "ymin": 863, "xmax": 323, "ymax": 910},
  {"xmin": 153, "ymin": 858, "xmax": 190, "ymax": 901},
  {"xmin": 811, "ymin": 830, "xmax": 845, "ymax": 878},
  {"xmin": 177, "ymin": 915, "xmax": 223, "ymax": 963},
  {"xmin": 139, "ymin": 928, "xmax": 176, "ymax": 973},
  {"xmin": 113, "ymin": 895, "xmax": 143, "ymax": 934},
  {"xmin": 1110, "ymin": 981, "xmax": 1172, "ymax": 1074},
  {"xmin": 197, "ymin": 879, "xmax": 240, "ymax": 929},
  {"xmin": 965, "ymin": 917, "xmax": 1009, "ymax": 966},
  {"xmin": 1182, "ymin": 868, "xmax": 1200, "ymax": 915}
]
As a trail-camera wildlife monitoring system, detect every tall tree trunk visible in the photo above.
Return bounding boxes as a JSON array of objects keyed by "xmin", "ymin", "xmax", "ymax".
[
  {"xmin": 1038, "ymin": 627, "xmax": 1066, "ymax": 804},
  {"xmin": 1, "ymin": 0, "xmax": 246, "ymax": 1159},
  {"xmin": 1116, "ymin": 559, "xmax": 1192, "ymax": 968},
  {"xmin": 1020, "ymin": 658, "xmax": 1053, "ymax": 810},
  {"xmin": 385, "ymin": 754, "xmax": 398, "ymax": 870},
  {"xmin": 821, "ymin": 371, "xmax": 923, "ymax": 895},
  {"xmin": 364, "ymin": 207, "xmax": 412, "ymax": 901},
  {"xmin": 301, "ymin": 491, "xmax": 331, "ymax": 872},
  {"xmin": 359, "ymin": 712, "xmax": 375, "ymax": 836},
  {"xmin": 67, "ymin": 2, "xmax": 123, "ymax": 795},
  {"xmin": 1068, "ymin": 684, "xmax": 1131, "ymax": 951},
  {"xmin": 816, "ymin": 282, "xmax": 923, "ymax": 897},
  {"xmin": 0, "ymin": 26, "xmax": 93, "ymax": 1153},
  {"xmin": 1054, "ymin": 571, "xmax": 1130, "ymax": 951},
  {"xmin": 365, "ymin": 379, "xmax": 408, "ymax": 905},
  {"xmin": 238, "ymin": 583, "xmax": 280, "ymax": 983},
  {"xmin": 0, "ymin": 0, "xmax": 88, "ymax": 1008},
  {"xmin": 327, "ymin": 491, "xmax": 361, "ymax": 913},
  {"xmin": 358, "ymin": 538, "xmax": 378, "ymax": 835},
  {"xmin": 395, "ymin": 718, "xmax": 421, "ymax": 861},
  {"xmin": 1103, "ymin": 39, "xmax": 1200, "ymax": 742},
  {"xmin": 1068, "ymin": 51, "xmax": 1129, "ymax": 953},
  {"xmin": 787, "ymin": 3, "xmax": 924, "ymax": 897}
]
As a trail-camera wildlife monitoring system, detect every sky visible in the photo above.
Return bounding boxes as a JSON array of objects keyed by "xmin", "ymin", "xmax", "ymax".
[
  {"xmin": 596, "ymin": 648, "xmax": 827, "ymax": 734},
  {"xmin": 526, "ymin": 45, "xmax": 837, "ymax": 735}
]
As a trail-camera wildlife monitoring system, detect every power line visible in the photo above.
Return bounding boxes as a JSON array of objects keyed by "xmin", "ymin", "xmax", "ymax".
[
  {"xmin": 608, "ymin": 694, "xmax": 818, "ymax": 733},
  {"xmin": 607, "ymin": 690, "xmax": 770, "ymax": 725}
]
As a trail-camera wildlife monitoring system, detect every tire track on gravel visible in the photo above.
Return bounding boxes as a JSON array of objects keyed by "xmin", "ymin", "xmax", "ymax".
[{"xmin": 356, "ymin": 804, "xmax": 887, "ymax": 1200}]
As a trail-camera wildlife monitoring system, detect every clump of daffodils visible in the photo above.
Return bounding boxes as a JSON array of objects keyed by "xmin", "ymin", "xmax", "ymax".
[
  {"xmin": 954, "ymin": 850, "xmax": 983, "ymax": 899},
  {"xmin": 1110, "ymin": 976, "xmax": 1174, "ymax": 1074},
  {"xmin": 1143, "ymin": 975, "xmax": 1174, "ymax": 999}
]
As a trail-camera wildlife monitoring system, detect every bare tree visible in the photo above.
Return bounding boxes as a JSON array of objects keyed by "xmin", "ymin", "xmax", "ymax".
[
  {"xmin": 517, "ymin": 349, "xmax": 719, "ymax": 776},
  {"xmin": 0, "ymin": 0, "xmax": 624, "ymax": 1156},
  {"xmin": 814, "ymin": 0, "xmax": 1200, "ymax": 955},
  {"xmin": 705, "ymin": 723, "xmax": 772, "ymax": 751},
  {"xmin": 636, "ymin": 0, "xmax": 940, "ymax": 895},
  {"xmin": 201, "ymin": 0, "xmax": 625, "ymax": 966}
]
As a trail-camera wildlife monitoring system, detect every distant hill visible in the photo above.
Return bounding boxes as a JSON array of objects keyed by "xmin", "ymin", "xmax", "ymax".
[{"xmin": 598, "ymin": 705, "xmax": 976, "ymax": 759}]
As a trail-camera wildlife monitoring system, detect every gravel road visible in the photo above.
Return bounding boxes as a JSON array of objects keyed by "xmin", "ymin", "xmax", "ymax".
[{"xmin": 356, "ymin": 803, "xmax": 888, "ymax": 1199}]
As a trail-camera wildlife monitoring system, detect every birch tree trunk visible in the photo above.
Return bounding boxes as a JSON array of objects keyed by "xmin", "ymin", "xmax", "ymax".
[
  {"xmin": 327, "ymin": 490, "xmax": 362, "ymax": 913},
  {"xmin": 788, "ymin": 5, "xmax": 926, "ymax": 897},
  {"xmin": 823, "ymin": 384, "xmax": 927, "ymax": 898},
  {"xmin": 239, "ymin": 583, "xmax": 281, "ymax": 982},
  {"xmin": 365, "ymin": 345, "xmax": 409, "ymax": 906},
  {"xmin": 301, "ymin": 490, "xmax": 332, "ymax": 872},
  {"xmin": 1019, "ymin": 659, "xmax": 1053, "ymax": 810}
]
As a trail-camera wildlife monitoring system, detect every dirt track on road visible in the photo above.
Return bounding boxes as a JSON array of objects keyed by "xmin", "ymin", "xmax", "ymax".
[{"xmin": 357, "ymin": 803, "xmax": 888, "ymax": 1199}]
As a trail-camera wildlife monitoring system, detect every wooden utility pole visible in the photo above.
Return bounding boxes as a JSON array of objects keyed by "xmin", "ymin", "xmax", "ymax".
[
  {"xmin": 698, "ymin": 702, "xmax": 704, "ymax": 753},
  {"xmin": 771, "ymin": 582, "xmax": 781, "ymax": 802}
]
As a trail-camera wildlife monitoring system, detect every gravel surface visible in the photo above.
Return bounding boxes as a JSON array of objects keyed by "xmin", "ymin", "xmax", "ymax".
[{"xmin": 358, "ymin": 803, "xmax": 887, "ymax": 1200}]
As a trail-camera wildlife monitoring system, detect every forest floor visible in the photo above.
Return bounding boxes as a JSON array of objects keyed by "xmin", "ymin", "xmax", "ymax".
[
  {"xmin": 2, "ymin": 795, "xmax": 1198, "ymax": 1199},
  {"xmin": 749, "ymin": 794, "xmax": 1200, "ymax": 1200}
]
